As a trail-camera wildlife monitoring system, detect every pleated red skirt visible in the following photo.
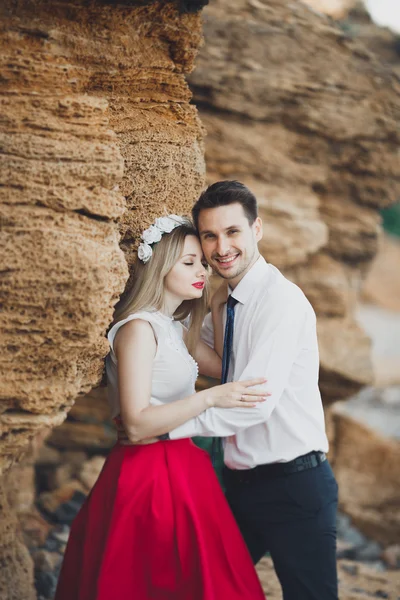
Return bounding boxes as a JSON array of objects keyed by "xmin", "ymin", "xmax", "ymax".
[{"xmin": 54, "ymin": 439, "xmax": 265, "ymax": 600}]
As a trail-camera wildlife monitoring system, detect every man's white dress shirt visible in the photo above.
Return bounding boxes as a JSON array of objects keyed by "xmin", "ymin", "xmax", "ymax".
[{"xmin": 170, "ymin": 256, "xmax": 329, "ymax": 469}]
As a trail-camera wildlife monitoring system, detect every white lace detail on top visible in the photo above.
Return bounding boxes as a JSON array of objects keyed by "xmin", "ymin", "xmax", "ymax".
[{"xmin": 106, "ymin": 310, "xmax": 199, "ymax": 419}]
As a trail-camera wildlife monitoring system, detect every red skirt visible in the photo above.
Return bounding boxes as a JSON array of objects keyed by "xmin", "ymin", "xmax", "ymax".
[{"xmin": 54, "ymin": 439, "xmax": 265, "ymax": 600}]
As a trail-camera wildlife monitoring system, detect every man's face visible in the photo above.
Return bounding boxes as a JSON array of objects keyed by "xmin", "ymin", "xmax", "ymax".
[{"xmin": 198, "ymin": 203, "xmax": 263, "ymax": 286}]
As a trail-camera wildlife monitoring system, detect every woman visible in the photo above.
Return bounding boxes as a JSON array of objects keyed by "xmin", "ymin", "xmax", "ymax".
[{"xmin": 55, "ymin": 215, "xmax": 267, "ymax": 600}]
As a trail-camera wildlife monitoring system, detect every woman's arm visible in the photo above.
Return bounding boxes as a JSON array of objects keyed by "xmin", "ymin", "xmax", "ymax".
[
  {"xmin": 114, "ymin": 319, "xmax": 267, "ymax": 443},
  {"xmin": 115, "ymin": 319, "xmax": 209, "ymax": 442}
]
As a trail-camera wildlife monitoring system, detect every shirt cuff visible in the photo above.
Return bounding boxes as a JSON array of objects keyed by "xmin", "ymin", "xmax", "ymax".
[{"xmin": 169, "ymin": 418, "xmax": 201, "ymax": 439}]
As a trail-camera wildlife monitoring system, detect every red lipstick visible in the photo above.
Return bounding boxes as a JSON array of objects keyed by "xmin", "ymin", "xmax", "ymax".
[{"xmin": 192, "ymin": 282, "xmax": 205, "ymax": 289}]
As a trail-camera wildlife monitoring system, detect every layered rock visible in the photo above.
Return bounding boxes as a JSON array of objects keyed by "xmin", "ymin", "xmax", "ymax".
[
  {"xmin": 189, "ymin": 0, "xmax": 400, "ymax": 402},
  {"xmin": 2, "ymin": 0, "xmax": 400, "ymax": 596},
  {"xmin": 339, "ymin": 3, "xmax": 400, "ymax": 78},
  {"xmin": 0, "ymin": 486, "xmax": 36, "ymax": 600},
  {"xmin": 301, "ymin": 0, "xmax": 358, "ymax": 18},
  {"xmin": 0, "ymin": 1, "xmax": 205, "ymax": 597},
  {"xmin": 0, "ymin": 0, "xmax": 205, "ymax": 472},
  {"xmin": 47, "ymin": 387, "xmax": 116, "ymax": 451},
  {"xmin": 362, "ymin": 234, "xmax": 400, "ymax": 314},
  {"xmin": 329, "ymin": 400, "xmax": 400, "ymax": 546},
  {"xmin": 0, "ymin": 9, "xmax": 126, "ymax": 473}
]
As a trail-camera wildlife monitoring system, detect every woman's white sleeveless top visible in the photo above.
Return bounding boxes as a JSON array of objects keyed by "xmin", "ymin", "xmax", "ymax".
[{"xmin": 106, "ymin": 311, "xmax": 199, "ymax": 419}]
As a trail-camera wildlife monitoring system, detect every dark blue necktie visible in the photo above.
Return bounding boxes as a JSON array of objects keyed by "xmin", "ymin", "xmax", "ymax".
[{"xmin": 211, "ymin": 295, "xmax": 239, "ymax": 466}]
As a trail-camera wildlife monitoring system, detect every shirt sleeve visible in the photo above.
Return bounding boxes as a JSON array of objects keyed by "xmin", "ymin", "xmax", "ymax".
[{"xmin": 169, "ymin": 287, "xmax": 310, "ymax": 439}]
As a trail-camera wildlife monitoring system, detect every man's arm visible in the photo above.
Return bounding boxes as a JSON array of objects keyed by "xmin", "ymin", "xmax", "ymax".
[
  {"xmin": 200, "ymin": 311, "xmax": 214, "ymax": 348},
  {"xmin": 169, "ymin": 287, "xmax": 310, "ymax": 439},
  {"xmin": 182, "ymin": 320, "xmax": 222, "ymax": 379}
]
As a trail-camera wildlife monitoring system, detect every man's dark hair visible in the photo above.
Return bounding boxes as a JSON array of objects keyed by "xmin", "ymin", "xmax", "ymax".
[{"xmin": 192, "ymin": 180, "xmax": 258, "ymax": 230}]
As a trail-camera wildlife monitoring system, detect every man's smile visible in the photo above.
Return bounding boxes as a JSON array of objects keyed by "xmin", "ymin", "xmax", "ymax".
[{"xmin": 214, "ymin": 254, "xmax": 240, "ymax": 268}]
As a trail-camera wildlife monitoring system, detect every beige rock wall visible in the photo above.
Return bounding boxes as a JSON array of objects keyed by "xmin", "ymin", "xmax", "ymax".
[
  {"xmin": 339, "ymin": 3, "xmax": 400, "ymax": 79},
  {"xmin": 362, "ymin": 234, "xmax": 400, "ymax": 313},
  {"xmin": 189, "ymin": 0, "xmax": 400, "ymax": 402},
  {"xmin": 0, "ymin": 1, "xmax": 205, "ymax": 597},
  {"xmin": 1, "ymin": 0, "xmax": 399, "ymax": 595},
  {"xmin": 329, "ymin": 407, "xmax": 400, "ymax": 546},
  {"xmin": 300, "ymin": 0, "xmax": 358, "ymax": 18},
  {"xmin": 0, "ymin": 0, "xmax": 205, "ymax": 474},
  {"xmin": 0, "ymin": 486, "xmax": 36, "ymax": 600}
]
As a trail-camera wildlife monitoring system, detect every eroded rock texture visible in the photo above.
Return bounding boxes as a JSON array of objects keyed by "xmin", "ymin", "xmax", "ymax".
[
  {"xmin": 189, "ymin": 0, "xmax": 400, "ymax": 402},
  {"xmin": 301, "ymin": 0, "xmax": 358, "ymax": 18},
  {"xmin": 0, "ymin": 486, "xmax": 36, "ymax": 600},
  {"xmin": 0, "ymin": 0, "xmax": 205, "ymax": 468},
  {"xmin": 2, "ymin": 0, "xmax": 400, "ymax": 595},
  {"xmin": 329, "ymin": 404, "xmax": 400, "ymax": 546},
  {"xmin": 1, "ymin": 1, "xmax": 205, "ymax": 596},
  {"xmin": 340, "ymin": 3, "xmax": 400, "ymax": 79}
]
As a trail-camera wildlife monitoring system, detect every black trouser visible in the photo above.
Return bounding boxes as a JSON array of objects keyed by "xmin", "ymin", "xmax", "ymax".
[{"xmin": 224, "ymin": 458, "xmax": 338, "ymax": 600}]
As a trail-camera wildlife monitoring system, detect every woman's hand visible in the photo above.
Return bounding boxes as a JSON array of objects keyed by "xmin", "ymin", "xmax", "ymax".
[{"xmin": 205, "ymin": 378, "xmax": 270, "ymax": 409}]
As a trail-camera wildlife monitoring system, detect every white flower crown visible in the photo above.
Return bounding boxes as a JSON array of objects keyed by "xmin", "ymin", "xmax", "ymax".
[{"xmin": 137, "ymin": 214, "xmax": 187, "ymax": 263}]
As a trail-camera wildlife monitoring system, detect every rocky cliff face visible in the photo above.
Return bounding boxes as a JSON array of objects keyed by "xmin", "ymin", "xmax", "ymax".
[
  {"xmin": 301, "ymin": 0, "xmax": 358, "ymax": 18},
  {"xmin": 0, "ymin": 1, "xmax": 205, "ymax": 597},
  {"xmin": 188, "ymin": 0, "xmax": 400, "ymax": 402},
  {"xmin": 2, "ymin": 0, "xmax": 400, "ymax": 596},
  {"xmin": 340, "ymin": 3, "xmax": 400, "ymax": 78},
  {"xmin": 0, "ymin": 0, "xmax": 205, "ymax": 473}
]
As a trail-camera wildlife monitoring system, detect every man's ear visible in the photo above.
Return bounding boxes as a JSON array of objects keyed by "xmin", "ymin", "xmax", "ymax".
[{"xmin": 254, "ymin": 216, "xmax": 263, "ymax": 242}]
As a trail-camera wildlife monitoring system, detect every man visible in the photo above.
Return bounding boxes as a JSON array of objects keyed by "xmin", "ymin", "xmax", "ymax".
[{"xmin": 168, "ymin": 181, "xmax": 339, "ymax": 600}]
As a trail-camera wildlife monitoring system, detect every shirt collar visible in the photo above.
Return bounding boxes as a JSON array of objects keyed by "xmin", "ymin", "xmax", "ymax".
[{"xmin": 229, "ymin": 256, "xmax": 270, "ymax": 305}]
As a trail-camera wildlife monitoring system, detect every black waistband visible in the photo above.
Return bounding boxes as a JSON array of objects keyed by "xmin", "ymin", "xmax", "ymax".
[{"xmin": 223, "ymin": 451, "xmax": 327, "ymax": 484}]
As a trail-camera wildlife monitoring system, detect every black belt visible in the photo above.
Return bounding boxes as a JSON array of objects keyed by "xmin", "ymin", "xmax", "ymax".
[{"xmin": 223, "ymin": 451, "xmax": 327, "ymax": 485}]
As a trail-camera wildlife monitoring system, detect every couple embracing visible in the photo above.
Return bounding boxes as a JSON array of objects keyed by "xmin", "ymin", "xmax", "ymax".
[{"xmin": 55, "ymin": 181, "xmax": 338, "ymax": 600}]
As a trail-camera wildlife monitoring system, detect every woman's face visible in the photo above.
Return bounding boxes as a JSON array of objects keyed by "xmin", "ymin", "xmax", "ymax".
[{"xmin": 164, "ymin": 235, "xmax": 208, "ymax": 302}]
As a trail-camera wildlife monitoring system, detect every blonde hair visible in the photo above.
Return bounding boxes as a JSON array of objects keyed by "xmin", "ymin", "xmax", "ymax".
[{"xmin": 113, "ymin": 219, "xmax": 208, "ymax": 355}]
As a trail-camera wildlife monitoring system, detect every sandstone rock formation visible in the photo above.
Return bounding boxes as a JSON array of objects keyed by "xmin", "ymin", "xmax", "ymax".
[
  {"xmin": 189, "ymin": 0, "xmax": 400, "ymax": 402},
  {"xmin": 0, "ymin": 486, "xmax": 36, "ymax": 600},
  {"xmin": 47, "ymin": 386, "xmax": 116, "ymax": 451},
  {"xmin": 329, "ymin": 402, "xmax": 400, "ymax": 546},
  {"xmin": 362, "ymin": 234, "xmax": 400, "ymax": 313},
  {"xmin": 301, "ymin": 0, "xmax": 358, "ymax": 18},
  {"xmin": 0, "ymin": 1, "xmax": 205, "ymax": 597},
  {"xmin": 356, "ymin": 302, "xmax": 400, "ymax": 388},
  {"xmin": 2, "ymin": 0, "xmax": 400, "ymax": 596},
  {"xmin": 301, "ymin": 0, "xmax": 400, "ymax": 79},
  {"xmin": 0, "ymin": 0, "xmax": 205, "ymax": 473},
  {"xmin": 339, "ymin": 3, "xmax": 400, "ymax": 79}
]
